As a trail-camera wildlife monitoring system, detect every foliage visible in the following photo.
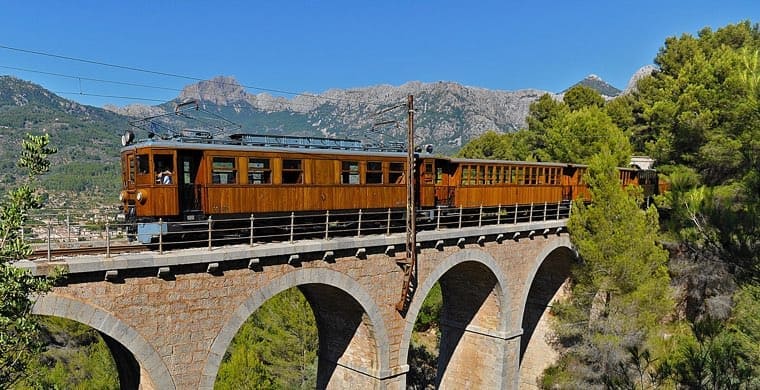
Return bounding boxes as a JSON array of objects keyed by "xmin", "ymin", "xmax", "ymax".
[
  {"xmin": 543, "ymin": 149, "xmax": 672, "ymax": 388},
  {"xmin": 0, "ymin": 133, "xmax": 58, "ymax": 386},
  {"xmin": 563, "ymin": 84, "xmax": 605, "ymax": 111},
  {"xmin": 414, "ymin": 282, "xmax": 442, "ymax": 332},
  {"xmin": 614, "ymin": 20, "xmax": 760, "ymax": 389},
  {"xmin": 544, "ymin": 106, "xmax": 631, "ymax": 166},
  {"xmin": 15, "ymin": 317, "xmax": 119, "ymax": 389},
  {"xmin": 215, "ymin": 287, "xmax": 318, "ymax": 389}
]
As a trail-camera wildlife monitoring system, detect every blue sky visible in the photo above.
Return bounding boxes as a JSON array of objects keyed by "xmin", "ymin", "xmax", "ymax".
[{"xmin": 0, "ymin": 1, "xmax": 757, "ymax": 107}]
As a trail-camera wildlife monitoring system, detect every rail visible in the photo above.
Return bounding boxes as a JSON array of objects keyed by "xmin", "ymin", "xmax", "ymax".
[{"xmin": 23, "ymin": 201, "xmax": 572, "ymax": 260}]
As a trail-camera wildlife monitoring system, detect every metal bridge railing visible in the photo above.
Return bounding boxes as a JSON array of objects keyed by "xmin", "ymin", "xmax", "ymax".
[{"xmin": 24, "ymin": 200, "xmax": 572, "ymax": 260}]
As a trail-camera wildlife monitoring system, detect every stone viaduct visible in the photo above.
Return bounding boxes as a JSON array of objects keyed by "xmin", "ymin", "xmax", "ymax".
[{"xmin": 19, "ymin": 218, "xmax": 575, "ymax": 389}]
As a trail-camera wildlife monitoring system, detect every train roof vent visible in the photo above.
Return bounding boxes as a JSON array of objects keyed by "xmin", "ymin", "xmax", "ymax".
[{"xmin": 230, "ymin": 133, "xmax": 365, "ymax": 150}]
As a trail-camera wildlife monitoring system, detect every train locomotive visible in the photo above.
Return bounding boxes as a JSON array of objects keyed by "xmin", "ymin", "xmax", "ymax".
[{"xmin": 118, "ymin": 130, "xmax": 661, "ymax": 244}]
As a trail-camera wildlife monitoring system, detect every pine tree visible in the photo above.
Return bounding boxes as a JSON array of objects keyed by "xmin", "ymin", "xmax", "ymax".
[{"xmin": 543, "ymin": 148, "xmax": 672, "ymax": 388}]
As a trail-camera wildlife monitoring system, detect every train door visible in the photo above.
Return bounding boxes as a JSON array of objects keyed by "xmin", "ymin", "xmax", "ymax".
[
  {"xmin": 561, "ymin": 166, "xmax": 576, "ymax": 200},
  {"xmin": 433, "ymin": 158, "xmax": 455, "ymax": 207},
  {"xmin": 418, "ymin": 158, "xmax": 436, "ymax": 207},
  {"xmin": 178, "ymin": 151, "xmax": 203, "ymax": 213}
]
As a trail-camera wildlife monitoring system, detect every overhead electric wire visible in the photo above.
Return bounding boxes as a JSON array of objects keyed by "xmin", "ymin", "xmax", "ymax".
[
  {"xmin": 0, "ymin": 43, "xmax": 391, "ymax": 107},
  {"xmin": 53, "ymin": 91, "xmax": 168, "ymax": 103},
  {"xmin": 1, "ymin": 62, "xmax": 408, "ymax": 114},
  {"xmin": 0, "ymin": 65, "xmax": 183, "ymax": 92}
]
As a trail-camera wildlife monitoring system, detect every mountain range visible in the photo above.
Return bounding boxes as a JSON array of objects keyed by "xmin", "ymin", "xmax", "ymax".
[{"xmin": 0, "ymin": 72, "xmax": 635, "ymax": 202}]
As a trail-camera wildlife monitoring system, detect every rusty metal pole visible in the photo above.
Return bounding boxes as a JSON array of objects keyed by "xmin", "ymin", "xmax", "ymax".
[{"xmin": 397, "ymin": 94, "xmax": 417, "ymax": 312}]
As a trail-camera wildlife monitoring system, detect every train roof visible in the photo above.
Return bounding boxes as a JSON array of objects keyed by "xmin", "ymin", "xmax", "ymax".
[{"xmin": 120, "ymin": 131, "xmax": 410, "ymax": 158}]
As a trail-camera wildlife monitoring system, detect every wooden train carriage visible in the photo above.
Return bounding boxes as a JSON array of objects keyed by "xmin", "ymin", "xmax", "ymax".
[
  {"xmin": 120, "ymin": 136, "xmax": 410, "ymax": 223},
  {"xmin": 418, "ymin": 157, "xmax": 573, "ymax": 209}
]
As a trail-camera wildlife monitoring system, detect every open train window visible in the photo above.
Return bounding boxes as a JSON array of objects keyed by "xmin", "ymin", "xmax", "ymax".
[
  {"xmin": 154, "ymin": 154, "xmax": 174, "ymax": 184},
  {"xmin": 341, "ymin": 161, "xmax": 360, "ymax": 184},
  {"xmin": 212, "ymin": 157, "xmax": 237, "ymax": 184},
  {"xmin": 248, "ymin": 158, "xmax": 271, "ymax": 184},
  {"xmin": 282, "ymin": 159, "xmax": 303, "ymax": 184},
  {"xmin": 366, "ymin": 161, "xmax": 383, "ymax": 184},
  {"xmin": 389, "ymin": 162, "xmax": 405, "ymax": 184}
]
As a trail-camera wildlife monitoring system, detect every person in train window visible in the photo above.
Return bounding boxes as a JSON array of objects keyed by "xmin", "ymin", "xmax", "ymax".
[{"xmin": 161, "ymin": 170, "xmax": 172, "ymax": 184}]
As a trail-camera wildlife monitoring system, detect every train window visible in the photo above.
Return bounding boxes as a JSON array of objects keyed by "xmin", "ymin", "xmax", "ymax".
[
  {"xmin": 436, "ymin": 167, "xmax": 444, "ymax": 185},
  {"xmin": 128, "ymin": 155, "xmax": 136, "ymax": 184},
  {"xmin": 424, "ymin": 163, "xmax": 434, "ymax": 184},
  {"xmin": 212, "ymin": 157, "xmax": 237, "ymax": 184},
  {"xmin": 477, "ymin": 166, "xmax": 485, "ymax": 185},
  {"xmin": 342, "ymin": 161, "xmax": 360, "ymax": 184},
  {"xmin": 389, "ymin": 162, "xmax": 405, "ymax": 184},
  {"xmin": 154, "ymin": 154, "xmax": 174, "ymax": 184},
  {"xmin": 282, "ymin": 159, "xmax": 303, "ymax": 184},
  {"xmin": 137, "ymin": 154, "xmax": 150, "ymax": 175},
  {"xmin": 248, "ymin": 158, "xmax": 271, "ymax": 184},
  {"xmin": 366, "ymin": 161, "xmax": 383, "ymax": 184},
  {"xmin": 461, "ymin": 165, "xmax": 471, "ymax": 185}
]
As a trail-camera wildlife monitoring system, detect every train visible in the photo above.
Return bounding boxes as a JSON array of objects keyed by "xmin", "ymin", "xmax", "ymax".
[{"xmin": 117, "ymin": 129, "xmax": 664, "ymax": 244}]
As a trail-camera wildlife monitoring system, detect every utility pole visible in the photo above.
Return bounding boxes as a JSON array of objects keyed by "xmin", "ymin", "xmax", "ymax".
[{"xmin": 396, "ymin": 94, "xmax": 417, "ymax": 313}]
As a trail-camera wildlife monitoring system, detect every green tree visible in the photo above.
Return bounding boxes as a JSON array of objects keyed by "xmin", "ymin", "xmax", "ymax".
[
  {"xmin": 563, "ymin": 84, "xmax": 605, "ymax": 111},
  {"xmin": 544, "ymin": 106, "xmax": 632, "ymax": 166},
  {"xmin": 543, "ymin": 148, "xmax": 671, "ymax": 388},
  {"xmin": 0, "ymin": 133, "xmax": 57, "ymax": 386},
  {"xmin": 216, "ymin": 288, "xmax": 317, "ymax": 389}
]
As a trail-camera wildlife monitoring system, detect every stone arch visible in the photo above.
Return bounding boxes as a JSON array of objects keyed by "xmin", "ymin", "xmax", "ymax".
[
  {"xmin": 400, "ymin": 249, "xmax": 510, "ymax": 388},
  {"xmin": 517, "ymin": 235, "xmax": 575, "ymax": 387},
  {"xmin": 199, "ymin": 267, "xmax": 391, "ymax": 389},
  {"xmin": 33, "ymin": 294, "xmax": 174, "ymax": 389}
]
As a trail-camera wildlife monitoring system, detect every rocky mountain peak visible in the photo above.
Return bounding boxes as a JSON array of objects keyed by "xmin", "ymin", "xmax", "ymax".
[
  {"xmin": 565, "ymin": 74, "xmax": 622, "ymax": 97},
  {"xmin": 179, "ymin": 75, "xmax": 248, "ymax": 105},
  {"xmin": 624, "ymin": 65, "xmax": 657, "ymax": 94}
]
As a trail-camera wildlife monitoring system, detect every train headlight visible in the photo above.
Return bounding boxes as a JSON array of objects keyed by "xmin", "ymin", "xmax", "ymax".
[
  {"xmin": 119, "ymin": 191, "xmax": 127, "ymax": 202},
  {"xmin": 136, "ymin": 190, "xmax": 146, "ymax": 203}
]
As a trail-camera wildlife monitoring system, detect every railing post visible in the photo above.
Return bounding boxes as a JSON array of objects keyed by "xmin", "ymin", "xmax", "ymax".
[
  {"xmin": 208, "ymin": 216, "xmax": 213, "ymax": 251},
  {"xmin": 46, "ymin": 220, "xmax": 51, "ymax": 261},
  {"xmin": 514, "ymin": 203, "xmax": 518, "ymax": 224},
  {"xmin": 357, "ymin": 209, "xmax": 362, "ymax": 237},
  {"xmin": 497, "ymin": 204, "xmax": 502, "ymax": 225},
  {"xmin": 386, "ymin": 208, "xmax": 391, "ymax": 236},
  {"xmin": 458, "ymin": 205, "xmax": 463, "ymax": 229},
  {"xmin": 436, "ymin": 207, "xmax": 441, "ymax": 231},
  {"xmin": 289, "ymin": 212, "xmax": 295, "ymax": 243},
  {"xmin": 158, "ymin": 218, "xmax": 164, "ymax": 255},
  {"xmin": 249, "ymin": 214, "xmax": 255, "ymax": 246},
  {"xmin": 478, "ymin": 205, "xmax": 483, "ymax": 227},
  {"xmin": 556, "ymin": 201, "xmax": 561, "ymax": 220},
  {"xmin": 529, "ymin": 202, "xmax": 534, "ymax": 223},
  {"xmin": 325, "ymin": 210, "xmax": 330, "ymax": 240},
  {"xmin": 105, "ymin": 221, "xmax": 111, "ymax": 258},
  {"xmin": 543, "ymin": 202, "xmax": 548, "ymax": 221}
]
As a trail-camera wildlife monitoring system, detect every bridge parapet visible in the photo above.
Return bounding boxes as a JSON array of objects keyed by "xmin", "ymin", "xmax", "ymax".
[{"xmin": 17, "ymin": 219, "xmax": 567, "ymax": 278}]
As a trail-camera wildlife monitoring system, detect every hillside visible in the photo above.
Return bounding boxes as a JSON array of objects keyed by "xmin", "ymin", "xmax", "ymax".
[{"xmin": 0, "ymin": 76, "xmax": 129, "ymax": 204}]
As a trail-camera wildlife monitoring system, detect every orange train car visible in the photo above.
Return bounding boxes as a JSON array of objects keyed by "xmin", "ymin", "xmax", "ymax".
[{"xmin": 118, "ymin": 131, "xmax": 662, "ymax": 243}]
